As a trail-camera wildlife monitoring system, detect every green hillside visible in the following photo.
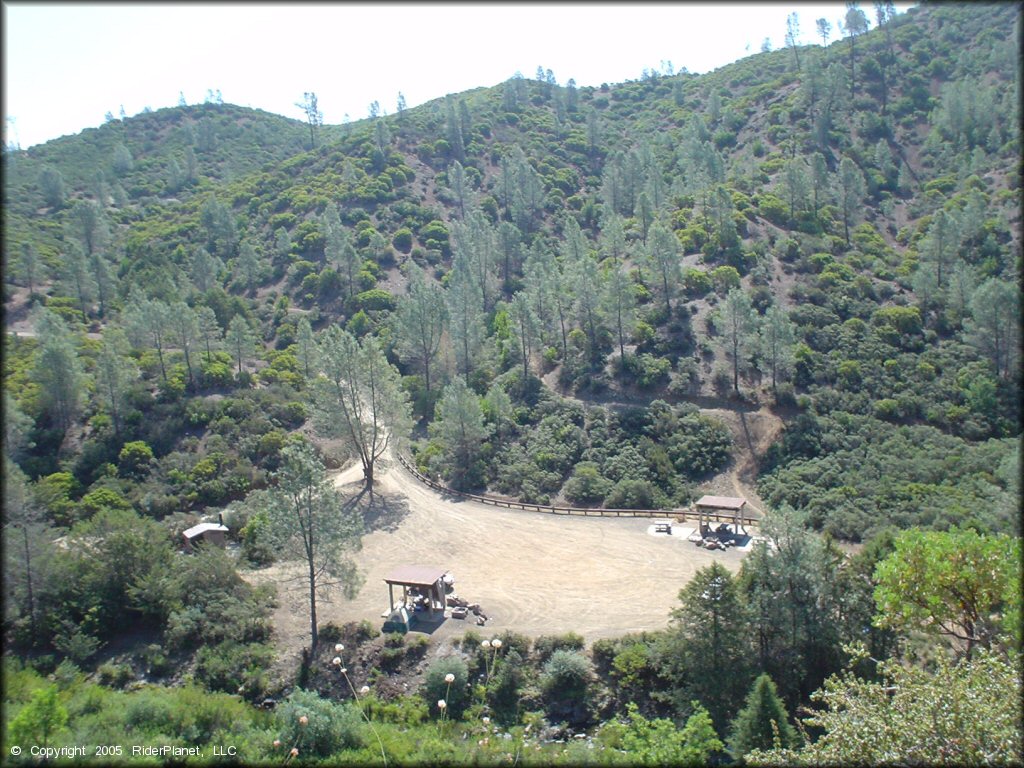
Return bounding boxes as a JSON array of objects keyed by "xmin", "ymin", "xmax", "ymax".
[{"xmin": 3, "ymin": 3, "xmax": 1020, "ymax": 765}]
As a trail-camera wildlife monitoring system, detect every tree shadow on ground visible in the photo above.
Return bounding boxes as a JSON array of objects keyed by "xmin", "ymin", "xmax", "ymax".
[{"xmin": 347, "ymin": 488, "xmax": 410, "ymax": 533}]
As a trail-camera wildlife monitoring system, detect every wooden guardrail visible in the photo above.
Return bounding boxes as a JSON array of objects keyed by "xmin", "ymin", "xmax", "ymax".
[{"xmin": 394, "ymin": 452, "xmax": 759, "ymax": 525}]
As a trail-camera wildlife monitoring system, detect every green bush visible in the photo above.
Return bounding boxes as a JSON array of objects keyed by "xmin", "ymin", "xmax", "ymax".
[
  {"xmin": 194, "ymin": 641, "xmax": 273, "ymax": 697},
  {"xmin": 118, "ymin": 441, "xmax": 154, "ymax": 478},
  {"xmin": 562, "ymin": 462, "xmax": 612, "ymax": 506},
  {"xmin": 683, "ymin": 268, "xmax": 713, "ymax": 297},
  {"xmin": 97, "ymin": 662, "xmax": 134, "ymax": 688},
  {"xmin": 605, "ymin": 478, "xmax": 661, "ymax": 509},
  {"xmin": 541, "ymin": 650, "xmax": 592, "ymax": 726},
  {"xmin": 353, "ymin": 289, "xmax": 396, "ymax": 312},
  {"xmin": 487, "ymin": 649, "xmax": 526, "ymax": 726},
  {"xmin": 274, "ymin": 688, "xmax": 365, "ymax": 758},
  {"xmin": 422, "ymin": 656, "xmax": 469, "ymax": 719},
  {"xmin": 392, "ymin": 228, "xmax": 414, "ymax": 253},
  {"xmin": 533, "ymin": 632, "xmax": 585, "ymax": 664}
]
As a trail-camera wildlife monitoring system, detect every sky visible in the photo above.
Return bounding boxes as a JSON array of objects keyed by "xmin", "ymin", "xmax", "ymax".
[{"xmin": 3, "ymin": 2, "xmax": 914, "ymax": 150}]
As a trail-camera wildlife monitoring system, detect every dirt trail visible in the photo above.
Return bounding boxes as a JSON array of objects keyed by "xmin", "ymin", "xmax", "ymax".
[
  {"xmin": 698, "ymin": 405, "xmax": 784, "ymax": 516},
  {"xmin": 537, "ymin": 373, "xmax": 784, "ymax": 515}
]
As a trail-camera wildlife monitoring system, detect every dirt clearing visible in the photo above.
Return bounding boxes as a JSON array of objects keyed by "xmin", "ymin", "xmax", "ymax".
[{"xmin": 242, "ymin": 457, "xmax": 750, "ymax": 670}]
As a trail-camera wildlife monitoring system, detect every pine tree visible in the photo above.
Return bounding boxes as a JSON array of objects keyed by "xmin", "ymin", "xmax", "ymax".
[
  {"xmin": 965, "ymin": 278, "xmax": 1019, "ymax": 379},
  {"xmin": 394, "ymin": 264, "xmax": 447, "ymax": 394},
  {"xmin": 446, "ymin": 255, "xmax": 485, "ymax": 380},
  {"xmin": 31, "ymin": 308, "xmax": 85, "ymax": 431},
  {"xmin": 841, "ymin": 1, "xmax": 870, "ymax": 96},
  {"xmin": 759, "ymin": 303, "xmax": 796, "ymax": 391},
  {"xmin": 663, "ymin": 562, "xmax": 751, "ymax": 731},
  {"xmin": 604, "ymin": 262, "xmax": 636, "ymax": 363},
  {"xmin": 4, "ymin": 393, "xmax": 35, "ymax": 461},
  {"xmin": 59, "ymin": 242, "xmax": 96, "ymax": 324},
  {"xmin": 919, "ymin": 209, "xmax": 959, "ymax": 289},
  {"xmin": 225, "ymin": 314, "xmax": 258, "ymax": 375},
  {"xmin": 310, "ymin": 327, "xmax": 412, "ymax": 493},
  {"xmin": 646, "ymin": 222, "xmax": 682, "ymax": 320},
  {"xmin": 195, "ymin": 305, "xmax": 222, "ymax": 365},
  {"xmin": 719, "ymin": 289, "xmax": 757, "ymax": 392},
  {"xmin": 835, "ymin": 156, "xmax": 865, "ymax": 245},
  {"xmin": 39, "ymin": 165, "xmax": 66, "ymax": 209},
  {"xmin": 168, "ymin": 302, "xmax": 200, "ymax": 388},
  {"xmin": 524, "ymin": 241, "xmax": 572, "ymax": 362},
  {"xmin": 17, "ymin": 242, "xmax": 46, "ymax": 299},
  {"xmin": 190, "ymin": 247, "xmax": 222, "ymax": 294},
  {"xmin": 3, "ymin": 456, "xmax": 54, "ymax": 640},
  {"xmin": 569, "ymin": 251, "xmax": 607, "ymax": 368},
  {"xmin": 235, "ymin": 240, "xmax": 260, "ymax": 295},
  {"xmin": 507, "ymin": 291, "xmax": 537, "ymax": 382},
  {"xmin": 93, "ymin": 329, "xmax": 138, "ymax": 437},
  {"xmin": 294, "ymin": 316, "xmax": 318, "ymax": 380},
  {"xmin": 124, "ymin": 292, "xmax": 171, "ymax": 383},
  {"xmin": 810, "ymin": 153, "xmax": 829, "ymax": 217},
  {"xmin": 785, "ymin": 12, "xmax": 802, "ymax": 72},
  {"xmin": 728, "ymin": 674, "xmax": 799, "ymax": 758},
  {"xmin": 263, "ymin": 441, "xmax": 363, "ymax": 651},
  {"xmin": 448, "ymin": 160, "xmax": 470, "ymax": 219},
  {"xmin": 430, "ymin": 377, "xmax": 489, "ymax": 490},
  {"xmin": 783, "ymin": 157, "xmax": 810, "ymax": 221}
]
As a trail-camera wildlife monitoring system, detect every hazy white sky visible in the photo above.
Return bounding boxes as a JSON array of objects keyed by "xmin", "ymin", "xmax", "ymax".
[{"xmin": 3, "ymin": 2, "xmax": 913, "ymax": 149}]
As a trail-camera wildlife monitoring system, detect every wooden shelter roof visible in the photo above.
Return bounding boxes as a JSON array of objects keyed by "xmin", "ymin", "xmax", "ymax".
[
  {"xmin": 384, "ymin": 565, "xmax": 447, "ymax": 588},
  {"xmin": 694, "ymin": 495, "xmax": 747, "ymax": 511}
]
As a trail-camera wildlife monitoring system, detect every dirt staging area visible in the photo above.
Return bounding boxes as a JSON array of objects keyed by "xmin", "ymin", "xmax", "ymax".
[{"xmin": 244, "ymin": 457, "xmax": 750, "ymax": 666}]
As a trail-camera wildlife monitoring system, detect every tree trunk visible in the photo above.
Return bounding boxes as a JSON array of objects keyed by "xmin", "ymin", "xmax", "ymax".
[
  {"xmin": 182, "ymin": 345, "xmax": 194, "ymax": 388},
  {"xmin": 617, "ymin": 302, "xmax": 626, "ymax": 361},
  {"xmin": 364, "ymin": 462, "xmax": 375, "ymax": 500},
  {"xmin": 21, "ymin": 526, "xmax": 36, "ymax": 637},
  {"xmin": 732, "ymin": 333, "xmax": 741, "ymax": 392},
  {"xmin": 308, "ymin": 557, "xmax": 319, "ymax": 652},
  {"xmin": 155, "ymin": 341, "xmax": 168, "ymax": 382}
]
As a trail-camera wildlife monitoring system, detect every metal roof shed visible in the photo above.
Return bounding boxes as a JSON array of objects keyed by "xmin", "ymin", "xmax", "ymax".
[{"xmin": 182, "ymin": 521, "xmax": 229, "ymax": 551}]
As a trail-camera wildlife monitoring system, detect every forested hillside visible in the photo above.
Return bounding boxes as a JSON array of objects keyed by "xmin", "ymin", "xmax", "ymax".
[{"xmin": 3, "ymin": 3, "xmax": 1020, "ymax": 764}]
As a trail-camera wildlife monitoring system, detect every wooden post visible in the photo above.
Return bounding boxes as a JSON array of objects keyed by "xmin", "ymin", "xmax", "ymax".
[{"xmin": 388, "ymin": 584, "xmax": 394, "ymax": 614}]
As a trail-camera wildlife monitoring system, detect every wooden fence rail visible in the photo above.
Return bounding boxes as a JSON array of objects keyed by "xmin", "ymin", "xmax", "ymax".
[{"xmin": 394, "ymin": 453, "xmax": 760, "ymax": 526}]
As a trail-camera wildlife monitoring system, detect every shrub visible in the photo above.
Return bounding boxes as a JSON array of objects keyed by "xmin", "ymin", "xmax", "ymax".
[
  {"xmin": 541, "ymin": 650, "xmax": 592, "ymax": 726},
  {"xmin": 97, "ymin": 662, "xmax": 134, "ymax": 688},
  {"xmin": 710, "ymin": 265, "xmax": 741, "ymax": 293},
  {"xmin": 562, "ymin": 462, "xmax": 612, "ymax": 506},
  {"xmin": 353, "ymin": 289, "xmax": 396, "ymax": 312},
  {"xmin": 487, "ymin": 649, "xmax": 526, "ymax": 726},
  {"xmin": 118, "ymin": 441, "xmax": 154, "ymax": 478},
  {"xmin": 274, "ymin": 689, "xmax": 364, "ymax": 758},
  {"xmin": 194, "ymin": 642, "xmax": 273, "ymax": 697},
  {"xmin": 422, "ymin": 657, "xmax": 469, "ymax": 719},
  {"xmin": 392, "ymin": 228, "xmax": 414, "ymax": 253},
  {"xmin": 606, "ymin": 478, "xmax": 661, "ymax": 509},
  {"xmin": 77, "ymin": 487, "xmax": 132, "ymax": 518},
  {"xmin": 533, "ymin": 632, "xmax": 585, "ymax": 664},
  {"xmin": 682, "ymin": 268, "xmax": 713, "ymax": 298}
]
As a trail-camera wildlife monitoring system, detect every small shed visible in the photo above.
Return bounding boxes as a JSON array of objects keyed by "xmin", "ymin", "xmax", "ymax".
[
  {"xmin": 182, "ymin": 518, "xmax": 229, "ymax": 551},
  {"xmin": 383, "ymin": 565, "xmax": 447, "ymax": 620},
  {"xmin": 694, "ymin": 495, "xmax": 749, "ymax": 537}
]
